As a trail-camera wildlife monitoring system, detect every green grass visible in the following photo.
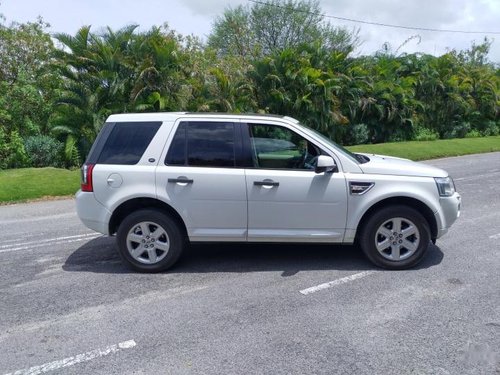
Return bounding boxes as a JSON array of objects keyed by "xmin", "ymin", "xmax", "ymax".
[
  {"xmin": 347, "ymin": 136, "xmax": 500, "ymax": 161},
  {"xmin": 0, "ymin": 168, "xmax": 80, "ymax": 204},
  {"xmin": 0, "ymin": 136, "xmax": 499, "ymax": 203}
]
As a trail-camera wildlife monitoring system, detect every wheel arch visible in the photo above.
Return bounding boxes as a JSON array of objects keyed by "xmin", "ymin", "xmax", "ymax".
[
  {"xmin": 355, "ymin": 197, "xmax": 438, "ymax": 242},
  {"xmin": 109, "ymin": 197, "xmax": 188, "ymax": 237}
]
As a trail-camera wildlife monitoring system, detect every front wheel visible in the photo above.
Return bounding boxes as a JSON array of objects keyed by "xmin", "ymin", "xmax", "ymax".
[
  {"xmin": 116, "ymin": 209, "xmax": 185, "ymax": 272},
  {"xmin": 359, "ymin": 205, "xmax": 431, "ymax": 270}
]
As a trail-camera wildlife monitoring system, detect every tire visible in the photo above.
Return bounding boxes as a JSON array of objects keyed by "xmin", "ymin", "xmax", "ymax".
[
  {"xmin": 359, "ymin": 205, "xmax": 431, "ymax": 270},
  {"xmin": 116, "ymin": 209, "xmax": 185, "ymax": 272}
]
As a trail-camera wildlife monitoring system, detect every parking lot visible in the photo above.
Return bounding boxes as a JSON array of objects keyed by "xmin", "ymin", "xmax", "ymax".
[{"xmin": 1, "ymin": 152, "xmax": 499, "ymax": 374}]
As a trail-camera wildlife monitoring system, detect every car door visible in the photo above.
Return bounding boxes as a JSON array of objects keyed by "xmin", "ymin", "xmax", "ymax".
[
  {"xmin": 156, "ymin": 119, "xmax": 248, "ymax": 242},
  {"xmin": 244, "ymin": 121, "xmax": 348, "ymax": 242}
]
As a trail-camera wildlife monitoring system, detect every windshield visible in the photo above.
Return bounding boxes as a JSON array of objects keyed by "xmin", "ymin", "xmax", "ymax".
[{"xmin": 301, "ymin": 125, "xmax": 362, "ymax": 164}]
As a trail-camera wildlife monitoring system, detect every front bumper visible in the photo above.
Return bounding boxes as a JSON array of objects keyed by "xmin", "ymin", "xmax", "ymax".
[
  {"xmin": 435, "ymin": 192, "xmax": 461, "ymax": 239},
  {"xmin": 75, "ymin": 190, "xmax": 112, "ymax": 235}
]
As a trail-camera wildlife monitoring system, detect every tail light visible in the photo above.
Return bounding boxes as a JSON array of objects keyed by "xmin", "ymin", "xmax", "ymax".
[{"xmin": 81, "ymin": 163, "xmax": 95, "ymax": 192}]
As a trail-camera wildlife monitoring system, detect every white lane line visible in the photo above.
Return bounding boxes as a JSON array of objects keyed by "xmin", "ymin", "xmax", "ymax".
[
  {"xmin": 489, "ymin": 233, "xmax": 500, "ymax": 239},
  {"xmin": 0, "ymin": 212, "xmax": 74, "ymax": 225},
  {"xmin": 4, "ymin": 339, "xmax": 137, "ymax": 375},
  {"xmin": 455, "ymin": 170, "xmax": 500, "ymax": 181},
  {"xmin": 0, "ymin": 234, "xmax": 102, "ymax": 254},
  {"xmin": 0, "ymin": 233, "xmax": 100, "ymax": 250},
  {"xmin": 299, "ymin": 271, "xmax": 376, "ymax": 295}
]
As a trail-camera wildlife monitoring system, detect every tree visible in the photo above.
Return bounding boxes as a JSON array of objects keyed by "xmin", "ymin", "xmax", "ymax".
[
  {"xmin": 51, "ymin": 25, "xmax": 139, "ymax": 165},
  {"xmin": 250, "ymin": 45, "xmax": 347, "ymax": 140},
  {"xmin": 208, "ymin": 0, "xmax": 359, "ymax": 60},
  {"xmin": 207, "ymin": 6, "xmax": 254, "ymax": 59},
  {"xmin": 0, "ymin": 17, "xmax": 59, "ymax": 136},
  {"xmin": 0, "ymin": 17, "xmax": 60, "ymax": 168}
]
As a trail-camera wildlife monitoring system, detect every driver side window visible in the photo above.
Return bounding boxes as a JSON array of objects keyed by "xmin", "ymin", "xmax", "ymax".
[{"xmin": 248, "ymin": 124, "xmax": 320, "ymax": 170}]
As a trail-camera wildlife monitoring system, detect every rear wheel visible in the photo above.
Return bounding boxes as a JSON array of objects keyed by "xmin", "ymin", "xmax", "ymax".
[
  {"xmin": 116, "ymin": 209, "xmax": 184, "ymax": 272},
  {"xmin": 359, "ymin": 205, "xmax": 430, "ymax": 269}
]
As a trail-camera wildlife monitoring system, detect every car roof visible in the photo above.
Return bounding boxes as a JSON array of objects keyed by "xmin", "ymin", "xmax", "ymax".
[{"xmin": 106, "ymin": 112, "xmax": 299, "ymax": 124}]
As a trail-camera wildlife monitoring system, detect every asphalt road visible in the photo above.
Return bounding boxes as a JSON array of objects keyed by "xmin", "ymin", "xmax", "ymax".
[{"xmin": 1, "ymin": 152, "xmax": 499, "ymax": 375}]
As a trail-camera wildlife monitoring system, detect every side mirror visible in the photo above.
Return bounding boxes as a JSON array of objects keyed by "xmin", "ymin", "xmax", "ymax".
[{"xmin": 315, "ymin": 155, "xmax": 337, "ymax": 174}]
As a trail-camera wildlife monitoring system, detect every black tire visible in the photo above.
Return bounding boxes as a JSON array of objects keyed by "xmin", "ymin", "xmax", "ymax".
[
  {"xmin": 116, "ymin": 209, "xmax": 185, "ymax": 273},
  {"xmin": 359, "ymin": 205, "xmax": 431, "ymax": 270}
]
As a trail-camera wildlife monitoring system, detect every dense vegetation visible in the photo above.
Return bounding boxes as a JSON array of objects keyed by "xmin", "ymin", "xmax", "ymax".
[{"xmin": 0, "ymin": 0, "xmax": 499, "ymax": 169}]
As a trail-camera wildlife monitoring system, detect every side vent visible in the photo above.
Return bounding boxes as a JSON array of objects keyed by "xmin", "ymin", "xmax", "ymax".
[{"xmin": 349, "ymin": 181, "xmax": 375, "ymax": 195}]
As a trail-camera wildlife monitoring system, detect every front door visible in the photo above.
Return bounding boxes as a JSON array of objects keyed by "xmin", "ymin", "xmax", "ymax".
[{"xmin": 244, "ymin": 122, "xmax": 348, "ymax": 242}]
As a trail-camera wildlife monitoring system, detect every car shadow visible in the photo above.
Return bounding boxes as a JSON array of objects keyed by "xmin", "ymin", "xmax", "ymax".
[{"xmin": 63, "ymin": 236, "xmax": 444, "ymax": 275}]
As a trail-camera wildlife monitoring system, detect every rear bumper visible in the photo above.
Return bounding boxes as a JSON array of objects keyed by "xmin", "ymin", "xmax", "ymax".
[
  {"xmin": 435, "ymin": 192, "xmax": 461, "ymax": 239},
  {"xmin": 75, "ymin": 190, "xmax": 111, "ymax": 235}
]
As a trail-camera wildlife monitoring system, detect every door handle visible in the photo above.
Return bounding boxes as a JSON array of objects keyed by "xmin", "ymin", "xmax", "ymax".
[
  {"xmin": 254, "ymin": 179, "xmax": 279, "ymax": 187},
  {"xmin": 168, "ymin": 177, "xmax": 194, "ymax": 184}
]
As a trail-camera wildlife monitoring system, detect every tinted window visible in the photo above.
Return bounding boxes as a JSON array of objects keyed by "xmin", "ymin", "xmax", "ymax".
[
  {"xmin": 97, "ymin": 122, "xmax": 161, "ymax": 165},
  {"xmin": 249, "ymin": 124, "xmax": 320, "ymax": 170},
  {"xmin": 165, "ymin": 123, "xmax": 186, "ymax": 165},
  {"xmin": 85, "ymin": 122, "xmax": 113, "ymax": 164},
  {"xmin": 165, "ymin": 122, "xmax": 236, "ymax": 167}
]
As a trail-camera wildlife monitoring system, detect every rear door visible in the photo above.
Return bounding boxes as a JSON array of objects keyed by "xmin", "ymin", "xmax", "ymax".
[
  {"xmin": 244, "ymin": 121, "xmax": 348, "ymax": 242},
  {"xmin": 156, "ymin": 119, "xmax": 248, "ymax": 242}
]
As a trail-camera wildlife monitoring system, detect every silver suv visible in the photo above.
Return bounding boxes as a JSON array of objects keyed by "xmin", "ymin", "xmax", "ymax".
[{"xmin": 76, "ymin": 113, "xmax": 461, "ymax": 272}]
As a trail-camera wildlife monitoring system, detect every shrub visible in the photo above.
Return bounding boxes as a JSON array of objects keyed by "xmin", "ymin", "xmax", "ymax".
[
  {"xmin": 465, "ymin": 130, "xmax": 481, "ymax": 138},
  {"xmin": 443, "ymin": 122, "xmax": 471, "ymax": 139},
  {"xmin": 414, "ymin": 127, "xmax": 439, "ymax": 141},
  {"xmin": 387, "ymin": 128, "xmax": 410, "ymax": 143},
  {"xmin": 4, "ymin": 131, "xmax": 30, "ymax": 168},
  {"xmin": 0, "ymin": 128, "xmax": 8, "ymax": 169},
  {"xmin": 24, "ymin": 135, "xmax": 64, "ymax": 167},
  {"xmin": 479, "ymin": 121, "xmax": 499, "ymax": 136},
  {"xmin": 345, "ymin": 123, "xmax": 370, "ymax": 145}
]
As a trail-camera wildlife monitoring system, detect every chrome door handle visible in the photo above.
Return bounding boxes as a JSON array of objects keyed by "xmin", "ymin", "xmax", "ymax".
[
  {"xmin": 168, "ymin": 177, "xmax": 194, "ymax": 184},
  {"xmin": 254, "ymin": 179, "xmax": 279, "ymax": 187}
]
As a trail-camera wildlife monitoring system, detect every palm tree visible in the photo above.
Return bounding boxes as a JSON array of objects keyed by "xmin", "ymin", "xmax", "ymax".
[{"xmin": 51, "ymin": 26, "xmax": 138, "ymax": 164}]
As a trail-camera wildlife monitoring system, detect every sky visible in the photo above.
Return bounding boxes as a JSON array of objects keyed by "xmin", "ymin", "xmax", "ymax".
[{"xmin": 1, "ymin": 0, "xmax": 499, "ymax": 62}]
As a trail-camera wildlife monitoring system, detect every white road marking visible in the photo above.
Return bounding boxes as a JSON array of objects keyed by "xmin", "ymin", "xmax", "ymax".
[
  {"xmin": 4, "ymin": 339, "xmax": 136, "ymax": 375},
  {"xmin": 454, "ymin": 170, "xmax": 500, "ymax": 181},
  {"xmin": 299, "ymin": 271, "xmax": 376, "ymax": 295},
  {"xmin": 489, "ymin": 233, "xmax": 500, "ymax": 239},
  {"xmin": 0, "ymin": 212, "xmax": 74, "ymax": 225},
  {"xmin": 0, "ymin": 233, "xmax": 99, "ymax": 250},
  {"xmin": 0, "ymin": 233, "xmax": 102, "ymax": 254}
]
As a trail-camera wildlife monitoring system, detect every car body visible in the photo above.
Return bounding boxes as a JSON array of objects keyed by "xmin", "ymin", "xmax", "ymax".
[{"xmin": 76, "ymin": 112, "xmax": 461, "ymax": 271}]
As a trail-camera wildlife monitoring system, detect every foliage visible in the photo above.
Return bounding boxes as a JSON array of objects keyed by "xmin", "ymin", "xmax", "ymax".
[
  {"xmin": 2, "ymin": 130, "xmax": 30, "ymax": 168},
  {"xmin": 208, "ymin": 0, "xmax": 359, "ymax": 59},
  {"xmin": 345, "ymin": 124, "xmax": 370, "ymax": 145},
  {"xmin": 250, "ymin": 44, "xmax": 350, "ymax": 140},
  {"xmin": 479, "ymin": 121, "xmax": 499, "ymax": 136},
  {"xmin": 24, "ymin": 135, "xmax": 64, "ymax": 167},
  {"xmin": 0, "ymin": 18, "xmax": 59, "ymax": 138},
  {"xmin": 0, "ymin": 1, "xmax": 499, "ymax": 170},
  {"xmin": 414, "ymin": 127, "xmax": 439, "ymax": 141}
]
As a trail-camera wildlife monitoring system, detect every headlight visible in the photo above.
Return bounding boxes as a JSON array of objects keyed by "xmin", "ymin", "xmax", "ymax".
[{"xmin": 434, "ymin": 177, "xmax": 456, "ymax": 197}]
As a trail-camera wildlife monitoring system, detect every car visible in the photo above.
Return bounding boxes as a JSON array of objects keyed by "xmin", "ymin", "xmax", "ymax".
[{"xmin": 76, "ymin": 112, "xmax": 461, "ymax": 272}]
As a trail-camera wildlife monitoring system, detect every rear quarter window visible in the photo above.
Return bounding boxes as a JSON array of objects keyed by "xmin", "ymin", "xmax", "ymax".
[{"xmin": 97, "ymin": 122, "xmax": 162, "ymax": 165}]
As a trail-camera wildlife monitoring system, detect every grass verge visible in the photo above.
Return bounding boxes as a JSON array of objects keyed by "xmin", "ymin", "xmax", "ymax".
[
  {"xmin": 0, "ymin": 168, "xmax": 80, "ymax": 204},
  {"xmin": 0, "ymin": 136, "xmax": 499, "ymax": 204},
  {"xmin": 347, "ymin": 136, "xmax": 500, "ymax": 161}
]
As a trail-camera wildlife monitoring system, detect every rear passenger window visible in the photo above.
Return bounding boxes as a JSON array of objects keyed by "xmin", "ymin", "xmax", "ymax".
[
  {"xmin": 165, "ymin": 122, "xmax": 236, "ymax": 167},
  {"xmin": 98, "ymin": 122, "xmax": 161, "ymax": 164}
]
